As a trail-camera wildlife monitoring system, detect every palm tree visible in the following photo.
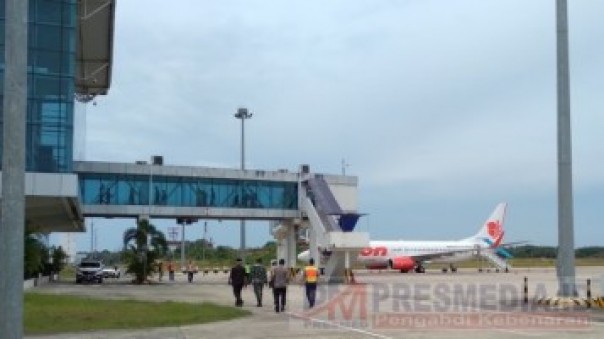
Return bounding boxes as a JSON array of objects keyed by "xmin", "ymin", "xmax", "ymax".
[
  {"xmin": 123, "ymin": 219, "xmax": 168, "ymax": 284},
  {"xmin": 24, "ymin": 230, "xmax": 48, "ymax": 279},
  {"xmin": 49, "ymin": 246, "xmax": 68, "ymax": 276}
]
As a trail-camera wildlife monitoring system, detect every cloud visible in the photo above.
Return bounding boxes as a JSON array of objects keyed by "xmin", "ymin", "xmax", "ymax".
[{"xmin": 76, "ymin": 0, "xmax": 604, "ymax": 251}]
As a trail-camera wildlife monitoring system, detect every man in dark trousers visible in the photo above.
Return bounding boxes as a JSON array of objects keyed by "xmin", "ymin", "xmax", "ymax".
[
  {"xmin": 303, "ymin": 258, "xmax": 319, "ymax": 308},
  {"xmin": 271, "ymin": 259, "xmax": 289, "ymax": 313},
  {"xmin": 250, "ymin": 258, "xmax": 268, "ymax": 307},
  {"xmin": 228, "ymin": 258, "xmax": 247, "ymax": 307}
]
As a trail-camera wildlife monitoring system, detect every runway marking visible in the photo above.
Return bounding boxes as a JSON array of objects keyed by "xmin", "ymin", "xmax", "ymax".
[{"xmin": 287, "ymin": 311, "xmax": 393, "ymax": 339}]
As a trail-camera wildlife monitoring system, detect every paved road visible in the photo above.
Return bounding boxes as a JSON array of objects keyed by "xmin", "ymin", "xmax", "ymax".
[{"xmin": 28, "ymin": 267, "xmax": 604, "ymax": 338}]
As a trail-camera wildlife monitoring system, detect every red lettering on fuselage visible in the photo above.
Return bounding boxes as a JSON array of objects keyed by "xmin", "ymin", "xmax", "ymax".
[{"xmin": 360, "ymin": 246, "xmax": 388, "ymax": 257}]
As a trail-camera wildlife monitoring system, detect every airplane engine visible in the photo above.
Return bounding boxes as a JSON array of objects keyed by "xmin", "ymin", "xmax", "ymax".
[{"xmin": 389, "ymin": 257, "xmax": 415, "ymax": 272}]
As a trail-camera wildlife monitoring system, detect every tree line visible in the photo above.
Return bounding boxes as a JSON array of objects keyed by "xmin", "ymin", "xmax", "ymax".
[{"xmin": 508, "ymin": 245, "xmax": 604, "ymax": 258}]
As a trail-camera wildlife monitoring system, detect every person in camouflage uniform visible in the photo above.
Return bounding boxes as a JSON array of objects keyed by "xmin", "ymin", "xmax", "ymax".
[{"xmin": 249, "ymin": 258, "xmax": 268, "ymax": 307}]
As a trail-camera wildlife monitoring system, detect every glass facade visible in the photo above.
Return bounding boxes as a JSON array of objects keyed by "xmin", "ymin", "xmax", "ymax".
[
  {"xmin": 0, "ymin": 0, "xmax": 77, "ymax": 173},
  {"xmin": 79, "ymin": 173, "xmax": 299, "ymax": 210}
]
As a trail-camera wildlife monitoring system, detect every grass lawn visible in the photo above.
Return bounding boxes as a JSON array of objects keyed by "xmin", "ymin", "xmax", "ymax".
[{"xmin": 25, "ymin": 293, "xmax": 250, "ymax": 335}]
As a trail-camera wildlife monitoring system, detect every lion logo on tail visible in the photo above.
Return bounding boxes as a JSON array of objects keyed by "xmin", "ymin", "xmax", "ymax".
[{"xmin": 487, "ymin": 221, "xmax": 504, "ymax": 246}]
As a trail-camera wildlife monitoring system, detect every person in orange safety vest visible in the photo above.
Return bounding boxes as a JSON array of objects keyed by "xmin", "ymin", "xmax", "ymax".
[{"xmin": 303, "ymin": 258, "xmax": 319, "ymax": 308}]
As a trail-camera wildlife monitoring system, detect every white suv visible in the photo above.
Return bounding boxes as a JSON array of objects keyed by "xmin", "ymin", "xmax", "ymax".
[
  {"xmin": 76, "ymin": 260, "xmax": 104, "ymax": 284},
  {"xmin": 102, "ymin": 266, "xmax": 121, "ymax": 278}
]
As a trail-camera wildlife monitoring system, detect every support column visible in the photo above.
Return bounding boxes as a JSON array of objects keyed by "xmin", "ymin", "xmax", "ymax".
[
  {"xmin": 286, "ymin": 224, "xmax": 297, "ymax": 268},
  {"xmin": 308, "ymin": 222, "xmax": 320, "ymax": 269},
  {"xmin": 344, "ymin": 250, "xmax": 351, "ymax": 283},
  {"xmin": 345, "ymin": 250, "xmax": 350, "ymax": 270},
  {"xmin": 555, "ymin": 0, "xmax": 577, "ymax": 297},
  {"xmin": 0, "ymin": 1, "xmax": 29, "ymax": 336},
  {"xmin": 277, "ymin": 235, "xmax": 287, "ymax": 262}
]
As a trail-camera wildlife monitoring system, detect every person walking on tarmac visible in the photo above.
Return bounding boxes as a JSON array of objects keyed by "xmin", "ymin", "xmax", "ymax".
[
  {"xmin": 271, "ymin": 259, "xmax": 289, "ymax": 313},
  {"xmin": 229, "ymin": 258, "xmax": 247, "ymax": 307},
  {"xmin": 167, "ymin": 261, "xmax": 175, "ymax": 281},
  {"xmin": 250, "ymin": 258, "xmax": 268, "ymax": 307},
  {"xmin": 157, "ymin": 261, "xmax": 164, "ymax": 282},
  {"xmin": 303, "ymin": 258, "xmax": 319, "ymax": 308},
  {"xmin": 186, "ymin": 260, "xmax": 195, "ymax": 283}
]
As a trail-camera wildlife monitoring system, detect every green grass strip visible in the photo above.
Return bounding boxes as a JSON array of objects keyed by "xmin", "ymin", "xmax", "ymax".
[{"xmin": 25, "ymin": 293, "xmax": 250, "ymax": 335}]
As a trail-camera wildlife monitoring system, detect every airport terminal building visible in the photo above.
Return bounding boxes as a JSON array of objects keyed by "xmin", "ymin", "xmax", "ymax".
[
  {"xmin": 0, "ymin": 1, "xmax": 367, "ymax": 282},
  {"xmin": 0, "ymin": 0, "xmax": 114, "ymax": 233}
]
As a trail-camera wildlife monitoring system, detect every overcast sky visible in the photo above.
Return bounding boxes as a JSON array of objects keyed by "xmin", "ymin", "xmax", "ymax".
[{"xmin": 60, "ymin": 0, "xmax": 604, "ymax": 253}]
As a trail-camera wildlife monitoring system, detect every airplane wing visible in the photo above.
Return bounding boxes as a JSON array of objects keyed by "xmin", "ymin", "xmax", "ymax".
[
  {"xmin": 412, "ymin": 242, "xmax": 524, "ymax": 263},
  {"xmin": 411, "ymin": 248, "xmax": 480, "ymax": 263},
  {"xmin": 497, "ymin": 241, "xmax": 529, "ymax": 248}
]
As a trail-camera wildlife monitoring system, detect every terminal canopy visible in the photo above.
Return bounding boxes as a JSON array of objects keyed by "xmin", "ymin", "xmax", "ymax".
[{"xmin": 75, "ymin": 0, "xmax": 116, "ymax": 101}]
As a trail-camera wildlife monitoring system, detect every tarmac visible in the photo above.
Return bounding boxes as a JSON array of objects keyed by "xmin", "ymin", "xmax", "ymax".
[{"xmin": 27, "ymin": 266, "xmax": 604, "ymax": 339}]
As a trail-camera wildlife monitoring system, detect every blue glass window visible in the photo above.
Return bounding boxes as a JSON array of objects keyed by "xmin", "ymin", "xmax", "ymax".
[
  {"xmin": 0, "ymin": 0, "xmax": 77, "ymax": 173},
  {"xmin": 79, "ymin": 173, "xmax": 299, "ymax": 210}
]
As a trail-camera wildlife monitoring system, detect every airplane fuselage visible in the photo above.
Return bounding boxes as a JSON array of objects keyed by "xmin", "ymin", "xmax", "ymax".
[
  {"xmin": 297, "ymin": 203, "xmax": 510, "ymax": 272},
  {"xmin": 357, "ymin": 239, "xmax": 482, "ymax": 266}
]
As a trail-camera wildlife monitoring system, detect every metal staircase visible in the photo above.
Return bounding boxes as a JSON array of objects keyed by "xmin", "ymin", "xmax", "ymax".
[
  {"xmin": 481, "ymin": 248, "xmax": 512, "ymax": 270},
  {"xmin": 306, "ymin": 177, "xmax": 341, "ymax": 229},
  {"xmin": 302, "ymin": 176, "xmax": 368, "ymax": 283}
]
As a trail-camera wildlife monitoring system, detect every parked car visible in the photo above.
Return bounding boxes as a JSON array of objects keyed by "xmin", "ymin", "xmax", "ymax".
[
  {"xmin": 102, "ymin": 266, "xmax": 121, "ymax": 278},
  {"xmin": 76, "ymin": 260, "xmax": 104, "ymax": 284}
]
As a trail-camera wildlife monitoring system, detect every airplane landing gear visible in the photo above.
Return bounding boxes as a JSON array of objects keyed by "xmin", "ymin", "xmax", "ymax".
[
  {"xmin": 415, "ymin": 265, "xmax": 426, "ymax": 273},
  {"xmin": 442, "ymin": 264, "xmax": 457, "ymax": 273}
]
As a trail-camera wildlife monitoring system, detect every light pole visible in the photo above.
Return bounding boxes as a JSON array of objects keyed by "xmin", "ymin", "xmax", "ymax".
[
  {"xmin": 141, "ymin": 243, "xmax": 148, "ymax": 283},
  {"xmin": 234, "ymin": 107, "xmax": 253, "ymax": 263},
  {"xmin": 202, "ymin": 221, "xmax": 207, "ymax": 262},
  {"xmin": 179, "ymin": 218, "xmax": 186, "ymax": 270},
  {"xmin": 90, "ymin": 219, "xmax": 94, "ymax": 258},
  {"xmin": 341, "ymin": 158, "xmax": 349, "ymax": 176}
]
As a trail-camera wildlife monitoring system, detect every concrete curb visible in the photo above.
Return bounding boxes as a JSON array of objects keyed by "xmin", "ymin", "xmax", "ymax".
[{"xmin": 536, "ymin": 296, "xmax": 604, "ymax": 308}]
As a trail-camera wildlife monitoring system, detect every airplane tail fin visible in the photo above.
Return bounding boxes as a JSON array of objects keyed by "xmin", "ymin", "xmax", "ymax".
[{"xmin": 468, "ymin": 202, "xmax": 507, "ymax": 247}]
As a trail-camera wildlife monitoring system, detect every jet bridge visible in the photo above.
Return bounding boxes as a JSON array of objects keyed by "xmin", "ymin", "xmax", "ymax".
[{"xmin": 77, "ymin": 161, "xmax": 367, "ymax": 283}]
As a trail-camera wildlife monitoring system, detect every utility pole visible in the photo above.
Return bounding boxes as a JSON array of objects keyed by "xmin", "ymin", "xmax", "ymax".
[
  {"xmin": 180, "ymin": 219, "xmax": 186, "ymax": 269},
  {"xmin": 90, "ymin": 219, "xmax": 94, "ymax": 258},
  {"xmin": 0, "ymin": 0, "xmax": 28, "ymax": 337},
  {"xmin": 202, "ymin": 221, "xmax": 207, "ymax": 262},
  {"xmin": 555, "ymin": 0, "xmax": 576, "ymax": 297}
]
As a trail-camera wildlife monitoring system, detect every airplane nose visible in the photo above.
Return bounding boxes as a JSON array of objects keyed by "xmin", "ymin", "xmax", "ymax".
[{"xmin": 297, "ymin": 250, "xmax": 309, "ymax": 261}]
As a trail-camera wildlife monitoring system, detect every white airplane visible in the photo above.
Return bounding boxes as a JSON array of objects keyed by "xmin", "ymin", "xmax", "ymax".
[{"xmin": 298, "ymin": 202, "xmax": 512, "ymax": 273}]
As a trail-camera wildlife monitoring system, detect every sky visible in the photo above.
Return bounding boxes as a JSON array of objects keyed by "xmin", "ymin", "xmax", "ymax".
[{"xmin": 54, "ymin": 0, "xmax": 604, "ymax": 253}]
